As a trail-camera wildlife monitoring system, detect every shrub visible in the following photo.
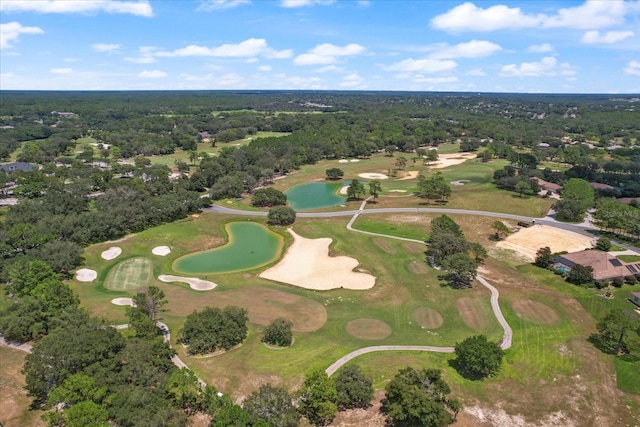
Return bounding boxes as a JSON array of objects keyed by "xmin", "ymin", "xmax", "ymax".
[
  {"xmin": 251, "ymin": 188, "xmax": 287, "ymax": 207},
  {"xmin": 262, "ymin": 318, "xmax": 293, "ymax": 347},
  {"xmin": 612, "ymin": 277, "xmax": 625, "ymax": 288},
  {"xmin": 267, "ymin": 206, "xmax": 296, "ymax": 226},
  {"xmin": 625, "ymin": 275, "xmax": 638, "ymax": 285}
]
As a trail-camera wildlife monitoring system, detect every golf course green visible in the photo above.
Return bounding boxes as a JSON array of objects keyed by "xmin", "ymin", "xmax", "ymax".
[
  {"xmin": 173, "ymin": 222, "xmax": 284, "ymax": 274},
  {"xmin": 285, "ymin": 181, "xmax": 346, "ymax": 210}
]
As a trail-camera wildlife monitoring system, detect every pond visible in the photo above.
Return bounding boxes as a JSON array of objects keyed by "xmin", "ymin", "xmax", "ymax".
[
  {"xmin": 285, "ymin": 181, "xmax": 348, "ymax": 210},
  {"xmin": 173, "ymin": 222, "xmax": 284, "ymax": 274}
]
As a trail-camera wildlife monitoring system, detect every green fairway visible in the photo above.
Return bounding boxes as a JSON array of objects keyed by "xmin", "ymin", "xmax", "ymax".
[
  {"xmin": 104, "ymin": 257, "xmax": 153, "ymax": 291},
  {"xmin": 173, "ymin": 222, "xmax": 283, "ymax": 274},
  {"xmin": 616, "ymin": 356, "xmax": 640, "ymax": 395}
]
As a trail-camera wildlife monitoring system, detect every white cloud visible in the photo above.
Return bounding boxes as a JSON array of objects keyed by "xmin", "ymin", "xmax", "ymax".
[
  {"xmin": 177, "ymin": 72, "xmax": 245, "ymax": 88},
  {"xmin": 257, "ymin": 65, "xmax": 271, "ymax": 71},
  {"xmin": 430, "ymin": 40, "xmax": 502, "ymax": 59},
  {"xmin": 340, "ymin": 73, "xmax": 364, "ymax": 88},
  {"xmin": 316, "ymin": 65, "xmax": 344, "ymax": 73},
  {"xmin": 0, "ymin": 0, "xmax": 154, "ymax": 17},
  {"xmin": 431, "ymin": 2, "xmax": 541, "ymax": 32},
  {"xmin": 385, "ymin": 58, "xmax": 457, "ymax": 73},
  {"xmin": 499, "ymin": 56, "xmax": 558, "ymax": 77},
  {"xmin": 139, "ymin": 70, "xmax": 167, "ymax": 78},
  {"xmin": 624, "ymin": 60, "xmax": 640, "ymax": 76},
  {"xmin": 125, "ymin": 46, "xmax": 158, "ymax": 63},
  {"xmin": 0, "ymin": 21, "xmax": 44, "ymax": 49},
  {"xmin": 196, "ymin": 0, "xmax": 251, "ymax": 11},
  {"xmin": 156, "ymin": 38, "xmax": 292, "ymax": 59},
  {"xmin": 294, "ymin": 43, "xmax": 366, "ymax": 65},
  {"xmin": 279, "ymin": 0, "xmax": 335, "ymax": 8},
  {"xmin": 92, "ymin": 43, "xmax": 121, "ymax": 53},
  {"xmin": 467, "ymin": 68, "xmax": 486, "ymax": 76},
  {"xmin": 527, "ymin": 43, "xmax": 554, "ymax": 53},
  {"xmin": 582, "ymin": 30, "xmax": 635, "ymax": 44},
  {"xmin": 50, "ymin": 68, "xmax": 73, "ymax": 74},
  {"xmin": 431, "ymin": 0, "xmax": 635, "ymax": 32}
]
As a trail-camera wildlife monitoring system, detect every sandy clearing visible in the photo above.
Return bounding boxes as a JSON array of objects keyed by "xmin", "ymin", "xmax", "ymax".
[
  {"xmin": 101, "ymin": 246, "xmax": 122, "ymax": 260},
  {"xmin": 76, "ymin": 268, "xmax": 97, "ymax": 282},
  {"xmin": 358, "ymin": 173, "xmax": 388, "ymax": 180},
  {"xmin": 397, "ymin": 171, "xmax": 419, "ymax": 180},
  {"xmin": 152, "ymin": 246, "xmax": 171, "ymax": 256},
  {"xmin": 259, "ymin": 229, "xmax": 376, "ymax": 290},
  {"xmin": 111, "ymin": 297, "xmax": 135, "ymax": 306},
  {"xmin": 158, "ymin": 275, "xmax": 217, "ymax": 291},
  {"xmin": 496, "ymin": 225, "xmax": 594, "ymax": 262},
  {"xmin": 429, "ymin": 152, "xmax": 477, "ymax": 169}
]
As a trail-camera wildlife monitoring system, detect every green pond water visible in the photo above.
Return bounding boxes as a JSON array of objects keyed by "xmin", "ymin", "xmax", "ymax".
[
  {"xmin": 285, "ymin": 181, "xmax": 347, "ymax": 210},
  {"xmin": 173, "ymin": 222, "xmax": 283, "ymax": 274}
]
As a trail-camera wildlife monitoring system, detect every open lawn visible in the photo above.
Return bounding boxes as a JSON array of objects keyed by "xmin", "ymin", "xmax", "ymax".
[
  {"xmin": 57, "ymin": 210, "xmax": 640, "ymax": 424},
  {"xmin": 104, "ymin": 257, "xmax": 153, "ymax": 291},
  {"xmin": 0, "ymin": 347, "xmax": 46, "ymax": 427}
]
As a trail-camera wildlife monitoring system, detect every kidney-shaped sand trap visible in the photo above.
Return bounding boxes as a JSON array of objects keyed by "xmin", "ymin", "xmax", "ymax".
[
  {"xmin": 152, "ymin": 246, "xmax": 171, "ymax": 256},
  {"xmin": 259, "ymin": 229, "xmax": 376, "ymax": 290},
  {"xmin": 358, "ymin": 173, "xmax": 388, "ymax": 180},
  {"xmin": 75, "ymin": 268, "xmax": 98, "ymax": 282},
  {"xmin": 111, "ymin": 297, "xmax": 135, "ymax": 306},
  {"xmin": 101, "ymin": 246, "xmax": 122, "ymax": 260},
  {"xmin": 158, "ymin": 275, "xmax": 217, "ymax": 291}
]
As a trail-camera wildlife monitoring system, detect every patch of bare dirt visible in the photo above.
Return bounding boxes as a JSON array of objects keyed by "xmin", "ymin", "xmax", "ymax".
[
  {"xmin": 512, "ymin": 299, "xmax": 560, "ymax": 325},
  {"xmin": 407, "ymin": 260, "xmax": 429, "ymax": 274},
  {"xmin": 402, "ymin": 242, "xmax": 426, "ymax": 253},
  {"xmin": 372, "ymin": 237, "xmax": 396, "ymax": 254},
  {"xmin": 414, "ymin": 307, "xmax": 444, "ymax": 329},
  {"xmin": 346, "ymin": 318, "xmax": 392, "ymax": 340},
  {"xmin": 456, "ymin": 297, "xmax": 489, "ymax": 330}
]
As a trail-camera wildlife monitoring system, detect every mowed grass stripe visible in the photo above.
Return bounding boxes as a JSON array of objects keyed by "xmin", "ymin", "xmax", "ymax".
[{"xmin": 105, "ymin": 257, "xmax": 153, "ymax": 291}]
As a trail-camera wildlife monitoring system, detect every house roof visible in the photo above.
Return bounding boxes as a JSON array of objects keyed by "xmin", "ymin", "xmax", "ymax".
[
  {"xmin": 532, "ymin": 177, "xmax": 562, "ymax": 192},
  {"xmin": 590, "ymin": 182, "xmax": 614, "ymax": 190},
  {"xmin": 0, "ymin": 162, "xmax": 37, "ymax": 174},
  {"xmin": 553, "ymin": 250, "xmax": 638, "ymax": 281},
  {"xmin": 632, "ymin": 292, "xmax": 640, "ymax": 298}
]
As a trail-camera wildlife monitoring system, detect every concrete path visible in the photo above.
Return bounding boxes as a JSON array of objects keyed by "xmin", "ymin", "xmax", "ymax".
[
  {"xmin": 0, "ymin": 334, "xmax": 33, "ymax": 352},
  {"xmin": 323, "ymin": 202, "xmax": 514, "ymax": 377}
]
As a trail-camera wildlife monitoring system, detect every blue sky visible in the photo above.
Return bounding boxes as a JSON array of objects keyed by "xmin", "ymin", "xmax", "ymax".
[{"xmin": 1, "ymin": 0, "xmax": 639, "ymax": 93}]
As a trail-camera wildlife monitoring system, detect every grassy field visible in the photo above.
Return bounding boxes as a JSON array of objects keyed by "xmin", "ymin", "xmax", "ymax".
[
  {"xmin": 618, "ymin": 255, "xmax": 640, "ymax": 263},
  {"xmin": 104, "ymin": 257, "xmax": 153, "ymax": 291},
  {"xmin": 0, "ymin": 347, "xmax": 46, "ymax": 427}
]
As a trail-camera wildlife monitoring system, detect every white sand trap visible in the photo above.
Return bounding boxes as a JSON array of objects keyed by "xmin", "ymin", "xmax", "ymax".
[
  {"xmin": 152, "ymin": 246, "xmax": 171, "ymax": 256},
  {"xmin": 451, "ymin": 180, "xmax": 471, "ymax": 186},
  {"xmin": 430, "ymin": 153, "xmax": 477, "ymax": 169},
  {"xmin": 397, "ymin": 171, "xmax": 419, "ymax": 180},
  {"xmin": 259, "ymin": 229, "xmax": 376, "ymax": 290},
  {"xmin": 339, "ymin": 186, "xmax": 349, "ymax": 195},
  {"xmin": 76, "ymin": 268, "xmax": 97, "ymax": 282},
  {"xmin": 496, "ymin": 225, "xmax": 594, "ymax": 262},
  {"xmin": 358, "ymin": 173, "xmax": 388, "ymax": 180},
  {"xmin": 388, "ymin": 189, "xmax": 407, "ymax": 193},
  {"xmin": 101, "ymin": 246, "xmax": 122, "ymax": 260},
  {"xmin": 350, "ymin": 159, "xmax": 360, "ymax": 162},
  {"xmin": 111, "ymin": 297, "xmax": 135, "ymax": 306},
  {"xmin": 338, "ymin": 159, "xmax": 349, "ymax": 163},
  {"xmin": 158, "ymin": 275, "xmax": 217, "ymax": 291}
]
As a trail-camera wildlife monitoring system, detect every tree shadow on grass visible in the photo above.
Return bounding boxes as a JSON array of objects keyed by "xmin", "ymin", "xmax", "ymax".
[{"xmin": 447, "ymin": 358, "xmax": 485, "ymax": 381}]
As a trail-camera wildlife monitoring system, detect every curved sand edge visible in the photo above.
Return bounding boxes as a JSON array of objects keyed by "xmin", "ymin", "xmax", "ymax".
[
  {"xmin": 152, "ymin": 246, "xmax": 171, "ymax": 256},
  {"xmin": 496, "ymin": 225, "xmax": 594, "ymax": 262},
  {"xmin": 429, "ymin": 152, "xmax": 477, "ymax": 169},
  {"xmin": 397, "ymin": 171, "xmax": 419, "ymax": 180},
  {"xmin": 101, "ymin": 246, "xmax": 122, "ymax": 260},
  {"xmin": 158, "ymin": 275, "xmax": 217, "ymax": 291},
  {"xmin": 259, "ymin": 229, "xmax": 375, "ymax": 290},
  {"xmin": 76, "ymin": 268, "xmax": 97, "ymax": 282},
  {"xmin": 358, "ymin": 173, "xmax": 388, "ymax": 180},
  {"xmin": 111, "ymin": 297, "xmax": 135, "ymax": 306}
]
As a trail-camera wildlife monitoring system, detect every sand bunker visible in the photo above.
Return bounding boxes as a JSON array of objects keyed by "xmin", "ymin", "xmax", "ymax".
[
  {"xmin": 158, "ymin": 275, "xmax": 217, "ymax": 291},
  {"xmin": 350, "ymin": 159, "xmax": 360, "ymax": 162},
  {"xmin": 338, "ymin": 159, "xmax": 349, "ymax": 163},
  {"xmin": 451, "ymin": 180, "xmax": 470, "ymax": 186},
  {"xmin": 496, "ymin": 225, "xmax": 594, "ymax": 262},
  {"xmin": 388, "ymin": 189, "xmax": 407, "ymax": 193},
  {"xmin": 339, "ymin": 186, "xmax": 349, "ymax": 195},
  {"xmin": 259, "ymin": 229, "xmax": 376, "ymax": 290},
  {"xmin": 76, "ymin": 268, "xmax": 97, "ymax": 282},
  {"xmin": 101, "ymin": 246, "xmax": 122, "ymax": 260},
  {"xmin": 397, "ymin": 171, "xmax": 419, "ymax": 180},
  {"xmin": 430, "ymin": 152, "xmax": 477, "ymax": 169},
  {"xmin": 111, "ymin": 297, "xmax": 135, "ymax": 306},
  {"xmin": 358, "ymin": 173, "xmax": 388, "ymax": 180},
  {"xmin": 152, "ymin": 246, "xmax": 171, "ymax": 256}
]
